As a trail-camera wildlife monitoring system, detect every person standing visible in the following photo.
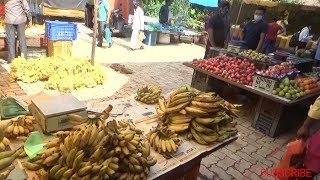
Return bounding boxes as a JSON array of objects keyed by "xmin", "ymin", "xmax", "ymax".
[
  {"xmin": 240, "ymin": 6, "xmax": 268, "ymax": 52},
  {"xmin": 315, "ymin": 37, "xmax": 320, "ymax": 67},
  {"xmin": 261, "ymin": 18, "xmax": 283, "ymax": 54},
  {"xmin": 159, "ymin": 0, "xmax": 171, "ymax": 24},
  {"xmin": 296, "ymin": 97, "xmax": 320, "ymax": 178},
  {"xmin": 85, "ymin": 0, "xmax": 94, "ymax": 28},
  {"xmin": 204, "ymin": 1, "xmax": 230, "ymax": 59},
  {"xmin": 130, "ymin": 0, "xmax": 144, "ymax": 51},
  {"xmin": 298, "ymin": 25, "xmax": 313, "ymax": 50},
  {"xmin": 204, "ymin": 11, "xmax": 214, "ymax": 31},
  {"xmin": 97, "ymin": 0, "xmax": 111, "ymax": 47},
  {"xmin": 4, "ymin": 0, "xmax": 32, "ymax": 63}
]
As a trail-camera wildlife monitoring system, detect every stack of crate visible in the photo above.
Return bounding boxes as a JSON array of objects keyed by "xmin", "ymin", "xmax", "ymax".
[{"xmin": 45, "ymin": 21, "xmax": 78, "ymax": 57}]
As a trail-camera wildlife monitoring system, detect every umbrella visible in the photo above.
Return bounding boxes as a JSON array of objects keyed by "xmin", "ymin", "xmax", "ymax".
[{"xmin": 189, "ymin": 0, "xmax": 219, "ymax": 8}]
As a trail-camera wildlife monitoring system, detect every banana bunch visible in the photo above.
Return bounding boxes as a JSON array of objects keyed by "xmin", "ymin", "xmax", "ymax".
[
  {"xmin": 147, "ymin": 127, "xmax": 179, "ymax": 154},
  {"xmin": 5, "ymin": 116, "xmax": 35, "ymax": 139},
  {"xmin": 68, "ymin": 105, "xmax": 113, "ymax": 129},
  {"xmin": 0, "ymin": 128, "xmax": 10, "ymax": 152},
  {"xmin": 104, "ymin": 119, "xmax": 157, "ymax": 179},
  {"xmin": 22, "ymin": 115, "xmax": 157, "ymax": 179},
  {"xmin": 188, "ymin": 111, "xmax": 238, "ymax": 145},
  {"xmin": 135, "ymin": 85, "xmax": 162, "ymax": 104}
]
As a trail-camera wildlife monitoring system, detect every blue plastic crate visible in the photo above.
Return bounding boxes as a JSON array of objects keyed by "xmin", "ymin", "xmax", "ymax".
[{"xmin": 45, "ymin": 21, "xmax": 78, "ymax": 41}]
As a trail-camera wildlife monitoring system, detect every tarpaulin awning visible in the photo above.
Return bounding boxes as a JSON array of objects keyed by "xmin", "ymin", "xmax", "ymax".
[
  {"xmin": 42, "ymin": 0, "xmax": 86, "ymax": 11},
  {"xmin": 189, "ymin": 0, "xmax": 219, "ymax": 8},
  {"xmin": 243, "ymin": 0, "xmax": 279, "ymax": 7}
]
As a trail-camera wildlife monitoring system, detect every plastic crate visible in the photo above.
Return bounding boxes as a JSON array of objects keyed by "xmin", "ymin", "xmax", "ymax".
[
  {"xmin": 47, "ymin": 40, "xmax": 72, "ymax": 57},
  {"xmin": 45, "ymin": 21, "xmax": 78, "ymax": 41},
  {"xmin": 252, "ymin": 74, "xmax": 279, "ymax": 93},
  {"xmin": 27, "ymin": 47, "xmax": 47, "ymax": 59},
  {"xmin": 143, "ymin": 31, "xmax": 158, "ymax": 46}
]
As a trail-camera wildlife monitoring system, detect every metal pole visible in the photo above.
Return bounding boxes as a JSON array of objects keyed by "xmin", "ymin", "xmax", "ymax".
[
  {"xmin": 235, "ymin": 0, "xmax": 244, "ymax": 26},
  {"xmin": 91, "ymin": 0, "xmax": 98, "ymax": 65}
]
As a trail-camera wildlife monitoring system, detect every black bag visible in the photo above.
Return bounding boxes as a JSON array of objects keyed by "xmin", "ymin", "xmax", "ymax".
[{"xmin": 289, "ymin": 31, "xmax": 301, "ymax": 47}]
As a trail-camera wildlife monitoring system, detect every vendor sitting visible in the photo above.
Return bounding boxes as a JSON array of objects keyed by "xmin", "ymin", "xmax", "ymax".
[{"xmin": 159, "ymin": 0, "xmax": 172, "ymax": 24}]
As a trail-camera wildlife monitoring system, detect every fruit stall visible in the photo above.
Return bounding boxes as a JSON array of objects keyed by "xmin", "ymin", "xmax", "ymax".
[
  {"xmin": 183, "ymin": 53, "xmax": 320, "ymax": 137},
  {"xmin": 0, "ymin": 51, "xmax": 240, "ymax": 180}
]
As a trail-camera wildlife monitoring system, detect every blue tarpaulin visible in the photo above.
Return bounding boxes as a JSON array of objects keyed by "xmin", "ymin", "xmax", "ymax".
[{"xmin": 189, "ymin": 0, "xmax": 219, "ymax": 7}]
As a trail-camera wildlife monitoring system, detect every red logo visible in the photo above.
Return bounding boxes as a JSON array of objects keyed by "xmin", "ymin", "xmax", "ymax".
[{"xmin": 260, "ymin": 168, "xmax": 313, "ymax": 178}]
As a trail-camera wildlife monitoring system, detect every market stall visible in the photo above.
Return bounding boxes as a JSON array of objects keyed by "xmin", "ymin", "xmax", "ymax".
[
  {"xmin": 0, "ymin": 83, "xmax": 240, "ymax": 179},
  {"xmin": 183, "ymin": 48, "xmax": 319, "ymax": 137}
]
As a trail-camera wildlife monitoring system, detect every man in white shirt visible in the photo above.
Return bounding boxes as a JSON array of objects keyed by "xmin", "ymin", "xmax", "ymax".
[
  {"xmin": 130, "ymin": 0, "xmax": 144, "ymax": 51},
  {"xmin": 298, "ymin": 25, "xmax": 313, "ymax": 49}
]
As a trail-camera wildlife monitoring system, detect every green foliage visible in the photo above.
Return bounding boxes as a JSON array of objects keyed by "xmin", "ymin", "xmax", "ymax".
[{"xmin": 142, "ymin": 0, "xmax": 212, "ymax": 29}]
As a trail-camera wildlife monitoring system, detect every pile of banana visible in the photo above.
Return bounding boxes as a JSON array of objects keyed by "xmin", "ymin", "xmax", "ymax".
[
  {"xmin": 67, "ymin": 105, "xmax": 113, "ymax": 128},
  {"xmin": 5, "ymin": 116, "xmax": 35, "ymax": 139},
  {"xmin": 153, "ymin": 86, "xmax": 239, "ymax": 146},
  {"xmin": 147, "ymin": 127, "xmax": 179, "ymax": 154},
  {"xmin": 22, "ymin": 111, "xmax": 157, "ymax": 179},
  {"xmin": 135, "ymin": 85, "xmax": 161, "ymax": 104},
  {"xmin": 188, "ymin": 111, "xmax": 238, "ymax": 145},
  {"xmin": 9, "ymin": 56, "xmax": 106, "ymax": 93},
  {"xmin": 0, "ymin": 147, "xmax": 25, "ymax": 179}
]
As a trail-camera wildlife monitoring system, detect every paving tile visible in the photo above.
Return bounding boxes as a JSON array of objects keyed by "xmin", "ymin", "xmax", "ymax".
[
  {"xmin": 242, "ymin": 136, "xmax": 263, "ymax": 148},
  {"xmin": 209, "ymin": 164, "xmax": 233, "ymax": 180},
  {"xmin": 234, "ymin": 159, "xmax": 252, "ymax": 173},
  {"xmin": 211, "ymin": 150, "xmax": 226, "ymax": 160},
  {"xmin": 199, "ymin": 165, "xmax": 215, "ymax": 180},
  {"xmin": 227, "ymin": 167, "xmax": 245, "ymax": 179},
  {"xmin": 201, "ymin": 154, "xmax": 219, "ymax": 168},
  {"xmin": 257, "ymin": 136, "xmax": 275, "ymax": 145},
  {"xmin": 244, "ymin": 170, "xmax": 263, "ymax": 180},
  {"xmin": 256, "ymin": 147, "xmax": 274, "ymax": 158},
  {"xmin": 220, "ymin": 147, "xmax": 242, "ymax": 161},
  {"xmin": 216, "ymin": 157, "xmax": 236, "ymax": 170},
  {"xmin": 225, "ymin": 141, "xmax": 243, "ymax": 153},
  {"xmin": 241, "ymin": 144, "xmax": 259, "ymax": 155},
  {"xmin": 235, "ymin": 150, "xmax": 257, "ymax": 164},
  {"xmin": 251, "ymin": 153, "xmax": 274, "ymax": 168}
]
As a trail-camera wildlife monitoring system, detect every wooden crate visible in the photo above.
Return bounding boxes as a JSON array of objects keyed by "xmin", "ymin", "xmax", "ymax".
[
  {"xmin": 42, "ymin": 6, "xmax": 84, "ymax": 18},
  {"xmin": 47, "ymin": 40, "xmax": 72, "ymax": 57}
]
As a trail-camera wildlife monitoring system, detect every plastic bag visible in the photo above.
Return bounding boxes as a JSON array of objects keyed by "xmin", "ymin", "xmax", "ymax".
[
  {"xmin": 275, "ymin": 139, "xmax": 306, "ymax": 180},
  {"xmin": 104, "ymin": 27, "xmax": 112, "ymax": 45}
]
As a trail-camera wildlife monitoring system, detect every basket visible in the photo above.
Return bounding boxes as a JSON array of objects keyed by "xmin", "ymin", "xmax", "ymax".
[{"xmin": 45, "ymin": 21, "xmax": 78, "ymax": 41}]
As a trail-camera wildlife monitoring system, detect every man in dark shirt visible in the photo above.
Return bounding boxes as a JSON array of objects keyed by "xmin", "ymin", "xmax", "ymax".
[
  {"xmin": 159, "ymin": 0, "xmax": 171, "ymax": 24},
  {"xmin": 240, "ymin": 6, "xmax": 268, "ymax": 52},
  {"xmin": 204, "ymin": 1, "xmax": 230, "ymax": 59}
]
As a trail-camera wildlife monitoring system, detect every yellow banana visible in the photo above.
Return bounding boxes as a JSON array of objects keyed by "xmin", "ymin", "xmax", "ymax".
[
  {"xmin": 91, "ymin": 164, "xmax": 102, "ymax": 174},
  {"xmin": 158, "ymin": 97, "xmax": 166, "ymax": 112},
  {"xmin": 191, "ymin": 100, "xmax": 224, "ymax": 109},
  {"xmin": 169, "ymin": 139, "xmax": 177, "ymax": 152},
  {"xmin": 168, "ymin": 123, "xmax": 189, "ymax": 132},
  {"xmin": 195, "ymin": 116, "xmax": 225, "ymax": 125},
  {"xmin": 88, "ymin": 125, "xmax": 98, "ymax": 145},
  {"xmin": 66, "ymin": 148, "xmax": 77, "ymax": 168},
  {"xmin": 185, "ymin": 106, "xmax": 208, "ymax": 116},
  {"xmin": 106, "ymin": 167, "xmax": 115, "ymax": 176},
  {"xmin": 78, "ymin": 165, "xmax": 92, "ymax": 177},
  {"xmin": 121, "ymin": 146, "xmax": 130, "ymax": 156},
  {"xmin": 124, "ymin": 133, "xmax": 135, "ymax": 142},
  {"xmin": 191, "ymin": 120, "xmax": 214, "ymax": 134},
  {"xmin": 165, "ymin": 140, "xmax": 172, "ymax": 153},
  {"xmin": 166, "ymin": 102, "xmax": 190, "ymax": 113},
  {"xmin": 90, "ymin": 147, "xmax": 103, "ymax": 162},
  {"xmin": 199, "ymin": 132, "xmax": 218, "ymax": 144},
  {"xmin": 54, "ymin": 167, "xmax": 68, "ymax": 179},
  {"xmin": 169, "ymin": 97, "xmax": 192, "ymax": 107},
  {"xmin": 161, "ymin": 139, "xmax": 166, "ymax": 153},
  {"xmin": 190, "ymin": 128, "xmax": 208, "ymax": 145},
  {"xmin": 62, "ymin": 169, "xmax": 74, "ymax": 178},
  {"xmin": 108, "ymin": 162, "xmax": 119, "ymax": 171},
  {"xmin": 128, "ymin": 156, "xmax": 140, "ymax": 165},
  {"xmin": 170, "ymin": 92, "xmax": 194, "ymax": 102},
  {"xmin": 179, "ymin": 109, "xmax": 187, "ymax": 115},
  {"xmin": 72, "ymin": 152, "xmax": 84, "ymax": 171},
  {"xmin": 217, "ymin": 134, "xmax": 230, "ymax": 142},
  {"xmin": 169, "ymin": 86, "xmax": 190, "ymax": 98},
  {"xmin": 126, "ymin": 142, "xmax": 137, "ymax": 152}
]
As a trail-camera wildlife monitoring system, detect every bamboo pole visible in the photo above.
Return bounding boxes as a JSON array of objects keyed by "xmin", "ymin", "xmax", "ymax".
[{"xmin": 91, "ymin": 0, "xmax": 98, "ymax": 65}]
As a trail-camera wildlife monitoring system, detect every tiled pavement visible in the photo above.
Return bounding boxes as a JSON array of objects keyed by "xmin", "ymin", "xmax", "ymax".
[{"xmin": 0, "ymin": 62, "xmax": 297, "ymax": 180}]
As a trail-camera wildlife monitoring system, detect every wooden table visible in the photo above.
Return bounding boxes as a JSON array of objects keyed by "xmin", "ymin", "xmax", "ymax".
[
  {"xmin": 184, "ymin": 62, "xmax": 320, "ymax": 137},
  {"xmin": 155, "ymin": 135, "xmax": 238, "ymax": 180}
]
